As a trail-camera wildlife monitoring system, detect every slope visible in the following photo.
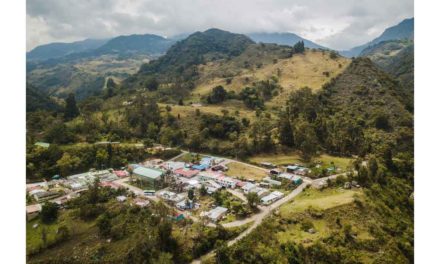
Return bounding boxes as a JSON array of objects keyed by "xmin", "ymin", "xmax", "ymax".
[
  {"xmin": 26, "ymin": 84, "xmax": 61, "ymax": 112},
  {"xmin": 125, "ymin": 28, "xmax": 255, "ymax": 87},
  {"xmin": 360, "ymin": 39, "xmax": 414, "ymax": 110},
  {"xmin": 27, "ymin": 39, "xmax": 108, "ymax": 61},
  {"xmin": 192, "ymin": 46, "xmax": 350, "ymax": 105},
  {"xmin": 341, "ymin": 17, "xmax": 414, "ymax": 57}
]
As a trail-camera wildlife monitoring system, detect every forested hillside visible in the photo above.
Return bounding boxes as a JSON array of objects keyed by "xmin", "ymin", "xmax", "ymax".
[{"xmin": 26, "ymin": 24, "xmax": 414, "ymax": 264}]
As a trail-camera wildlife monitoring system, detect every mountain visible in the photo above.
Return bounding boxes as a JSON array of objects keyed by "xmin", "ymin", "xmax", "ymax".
[
  {"xmin": 247, "ymin": 32, "xmax": 327, "ymax": 49},
  {"xmin": 341, "ymin": 18, "xmax": 414, "ymax": 57},
  {"xmin": 27, "ymin": 39, "xmax": 108, "ymax": 61},
  {"xmin": 94, "ymin": 34, "xmax": 174, "ymax": 55},
  {"xmin": 321, "ymin": 57, "xmax": 412, "ymax": 134},
  {"xmin": 127, "ymin": 28, "xmax": 255, "ymax": 86},
  {"xmin": 360, "ymin": 39, "xmax": 414, "ymax": 110},
  {"xmin": 26, "ymin": 33, "xmax": 174, "ymax": 99}
]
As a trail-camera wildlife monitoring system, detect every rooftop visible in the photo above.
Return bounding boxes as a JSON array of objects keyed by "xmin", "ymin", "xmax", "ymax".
[{"xmin": 133, "ymin": 166, "xmax": 164, "ymax": 180}]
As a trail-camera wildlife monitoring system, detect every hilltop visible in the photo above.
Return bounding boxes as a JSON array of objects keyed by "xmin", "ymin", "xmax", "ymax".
[{"xmin": 360, "ymin": 39, "xmax": 414, "ymax": 110}]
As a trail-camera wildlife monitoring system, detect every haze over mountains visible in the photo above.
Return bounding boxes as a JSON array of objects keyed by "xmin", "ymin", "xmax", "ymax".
[
  {"xmin": 26, "ymin": 17, "xmax": 414, "ymax": 102},
  {"xmin": 340, "ymin": 18, "xmax": 414, "ymax": 57}
]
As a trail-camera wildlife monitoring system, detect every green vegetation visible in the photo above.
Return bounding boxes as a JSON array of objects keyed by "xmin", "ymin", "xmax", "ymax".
[
  {"xmin": 27, "ymin": 183, "xmax": 243, "ymax": 263},
  {"xmin": 249, "ymin": 151, "xmax": 353, "ymax": 171},
  {"xmin": 212, "ymin": 190, "xmax": 251, "ymax": 218},
  {"xmin": 26, "ymin": 26, "xmax": 414, "ymax": 263}
]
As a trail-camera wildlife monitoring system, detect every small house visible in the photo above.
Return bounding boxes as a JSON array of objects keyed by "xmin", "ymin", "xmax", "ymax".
[
  {"xmin": 192, "ymin": 164, "xmax": 209, "ymax": 171},
  {"xmin": 174, "ymin": 167, "xmax": 199, "ymax": 178},
  {"xmin": 270, "ymin": 169, "xmax": 281, "ymax": 175},
  {"xmin": 286, "ymin": 165, "xmax": 299, "ymax": 173},
  {"xmin": 116, "ymin": 196, "xmax": 127, "ymax": 202},
  {"xmin": 201, "ymin": 206, "xmax": 228, "ymax": 222},
  {"xmin": 263, "ymin": 177, "xmax": 282, "ymax": 186},
  {"xmin": 292, "ymin": 175, "xmax": 303, "ymax": 185},
  {"xmin": 26, "ymin": 204, "xmax": 42, "ymax": 221},
  {"xmin": 242, "ymin": 182, "xmax": 257, "ymax": 194},
  {"xmin": 134, "ymin": 198, "xmax": 150, "ymax": 208},
  {"xmin": 250, "ymin": 187, "xmax": 270, "ymax": 197},
  {"xmin": 158, "ymin": 190, "xmax": 185, "ymax": 203},
  {"xmin": 260, "ymin": 191, "xmax": 284, "ymax": 205}
]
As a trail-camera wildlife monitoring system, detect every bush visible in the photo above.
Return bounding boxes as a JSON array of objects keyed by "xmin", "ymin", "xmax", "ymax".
[
  {"xmin": 41, "ymin": 202, "xmax": 59, "ymax": 224},
  {"xmin": 301, "ymin": 220, "xmax": 315, "ymax": 231}
]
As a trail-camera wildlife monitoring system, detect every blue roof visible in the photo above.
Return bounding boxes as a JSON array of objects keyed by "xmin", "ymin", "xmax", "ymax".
[
  {"xmin": 192, "ymin": 164, "xmax": 208, "ymax": 170},
  {"xmin": 286, "ymin": 165, "xmax": 299, "ymax": 170},
  {"xmin": 200, "ymin": 157, "xmax": 213, "ymax": 165}
]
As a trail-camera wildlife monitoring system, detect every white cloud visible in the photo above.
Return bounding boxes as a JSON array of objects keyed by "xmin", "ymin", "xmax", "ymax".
[{"xmin": 26, "ymin": 0, "xmax": 413, "ymax": 51}]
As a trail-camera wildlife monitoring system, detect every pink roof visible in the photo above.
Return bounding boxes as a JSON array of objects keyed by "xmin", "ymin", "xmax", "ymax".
[
  {"xmin": 235, "ymin": 181, "xmax": 246, "ymax": 187},
  {"xmin": 99, "ymin": 182, "xmax": 122, "ymax": 189},
  {"xmin": 114, "ymin": 170, "xmax": 129, "ymax": 177},
  {"xmin": 174, "ymin": 168, "xmax": 199, "ymax": 178}
]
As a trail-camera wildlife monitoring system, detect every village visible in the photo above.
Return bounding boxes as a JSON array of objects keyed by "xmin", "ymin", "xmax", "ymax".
[{"xmin": 26, "ymin": 149, "xmax": 353, "ymax": 229}]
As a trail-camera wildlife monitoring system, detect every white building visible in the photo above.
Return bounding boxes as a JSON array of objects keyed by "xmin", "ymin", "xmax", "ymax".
[
  {"xmin": 242, "ymin": 182, "xmax": 257, "ymax": 194},
  {"xmin": 201, "ymin": 206, "xmax": 228, "ymax": 222},
  {"xmin": 260, "ymin": 191, "xmax": 284, "ymax": 205},
  {"xmin": 158, "ymin": 190, "xmax": 185, "ymax": 203},
  {"xmin": 116, "ymin": 196, "xmax": 127, "ymax": 202},
  {"xmin": 250, "ymin": 187, "xmax": 270, "ymax": 197}
]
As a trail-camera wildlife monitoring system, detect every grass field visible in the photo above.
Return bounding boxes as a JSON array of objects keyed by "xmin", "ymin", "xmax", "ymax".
[
  {"xmin": 27, "ymin": 211, "xmax": 94, "ymax": 256},
  {"xmin": 192, "ymin": 49, "xmax": 350, "ymax": 104},
  {"xmin": 224, "ymin": 162, "xmax": 268, "ymax": 181},
  {"xmin": 249, "ymin": 151, "xmax": 353, "ymax": 170},
  {"xmin": 275, "ymin": 187, "xmax": 370, "ymax": 246},
  {"xmin": 160, "ymin": 100, "xmax": 257, "ymax": 121},
  {"xmin": 279, "ymin": 188, "xmax": 361, "ymax": 217}
]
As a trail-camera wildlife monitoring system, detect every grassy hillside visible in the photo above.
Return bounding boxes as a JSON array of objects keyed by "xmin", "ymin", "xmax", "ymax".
[
  {"xmin": 192, "ymin": 47, "xmax": 350, "ymax": 105},
  {"xmin": 27, "ymin": 54, "xmax": 151, "ymax": 99}
]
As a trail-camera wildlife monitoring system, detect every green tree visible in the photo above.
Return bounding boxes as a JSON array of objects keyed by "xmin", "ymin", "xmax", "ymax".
[
  {"xmin": 294, "ymin": 118, "xmax": 318, "ymax": 161},
  {"xmin": 293, "ymin": 40, "xmax": 305, "ymax": 54},
  {"xmin": 207, "ymin": 85, "xmax": 227, "ymax": 104},
  {"xmin": 145, "ymin": 76, "xmax": 159, "ymax": 91},
  {"xmin": 41, "ymin": 202, "xmax": 59, "ymax": 224},
  {"xmin": 56, "ymin": 152, "xmax": 81, "ymax": 176},
  {"xmin": 215, "ymin": 241, "xmax": 230, "ymax": 264},
  {"xmin": 200, "ymin": 184, "xmax": 208, "ymax": 196},
  {"xmin": 96, "ymin": 149, "xmax": 109, "ymax": 169},
  {"xmin": 279, "ymin": 112, "xmax": 294, "ymax": 147},
  {"xmin": 246, "ymin": 192, "xmax": 259, "ymax": 210},
  {"xmin": 97, "ymin": 213, "xmax": 112, "ymax": 237},
  {"xmin": 188, "ymin": 189, "xmax": 195, "ymax": 201},
  {"xmin": 64, "ymin": 93, "xmax": 80, "ymax": 120}
]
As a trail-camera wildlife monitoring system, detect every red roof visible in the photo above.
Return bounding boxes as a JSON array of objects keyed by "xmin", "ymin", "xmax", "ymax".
[{"xmin": 174, "ymin": 168, "xmax": 199, "ymax": 178}]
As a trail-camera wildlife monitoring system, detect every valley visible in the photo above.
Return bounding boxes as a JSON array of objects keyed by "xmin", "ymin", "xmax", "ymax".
[{"xmin": 25, "ymin": 17, "xmax": 414, "ymax": 264}]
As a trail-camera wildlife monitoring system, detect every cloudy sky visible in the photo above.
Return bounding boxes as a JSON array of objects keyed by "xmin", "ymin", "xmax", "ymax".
[{"xmin": 27, "ymin": 0, "xmax": 413, "ymax": 51}]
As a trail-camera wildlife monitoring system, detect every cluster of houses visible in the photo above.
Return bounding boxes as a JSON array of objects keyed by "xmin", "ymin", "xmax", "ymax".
[
  {"xmin": 26, "ymin": 152, "xmax": 310, "ymax": 223},
  {"xmin": 26, "ymin": 168, "xmax": 130, "ymax": 221}
]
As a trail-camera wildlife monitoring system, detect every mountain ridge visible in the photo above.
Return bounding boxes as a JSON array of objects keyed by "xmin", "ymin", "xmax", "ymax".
[
  {"xmin": 341, "ymin": 17, "xmax": 413, "ymax": 57},
  {"xmin": 247, "ymin": 32, "xmax": 327, "ymax": 49}
]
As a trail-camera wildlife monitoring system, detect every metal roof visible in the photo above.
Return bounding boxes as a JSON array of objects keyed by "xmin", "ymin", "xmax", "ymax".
[{"xmin": 133, "ymin": 166, "xmax": 164, "ymax": 180}]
